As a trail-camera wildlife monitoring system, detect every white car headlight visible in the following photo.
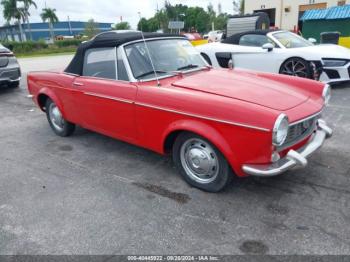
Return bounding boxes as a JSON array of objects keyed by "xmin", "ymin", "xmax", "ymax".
[
  {"xmin": 322, "ymin": 84, "xmax": 331, "ymax": 105},
  {"xmin": 273, "ymin": 114, "xmax": 289, "ymax": 146},
  {"xmin": 322, "ymin": 59, "xmax": 348, "ymax": 67}
]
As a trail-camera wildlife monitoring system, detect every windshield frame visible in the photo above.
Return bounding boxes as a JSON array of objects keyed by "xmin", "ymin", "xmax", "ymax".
[
  {"xmin": 122, "ymin": 37, "xmax": 208, "ymax": 82},
  {"xmin": 268, "ymin": 31, "xmax": 314, "ymax": 49}
]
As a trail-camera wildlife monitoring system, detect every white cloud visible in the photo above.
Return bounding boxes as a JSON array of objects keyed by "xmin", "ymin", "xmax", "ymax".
[{"xmin": 0, "ymin": 0, "xmax": 236, "ymax": 29}]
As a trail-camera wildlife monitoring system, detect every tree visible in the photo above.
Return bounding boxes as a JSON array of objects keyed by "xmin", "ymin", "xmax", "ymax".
[
  {"xmin": 1, "ymin": 0, "xmax": 26, "ymax": 41},
  {"xmin": 137, "ymin": 17, "xmax": 149, "ymax": 32},
  {"xmin": 207, "ymin": 3, "xmax": 216, "ymax": 30},
  {"xmin": 20, "ymin": 0, "xmax": 37, "ymax": 40},
  {"xmin": 240, "ymin": 0, "xmax": 245, "ymax": 15},
  {"xmin": 84, "ymin": 18, "xmax": 100, "ymax": 39},
  {"xmin": 40, "ymin": 8, "xmax": 58, "ymax": 41},
  {"xmin": 114, "ymin": 21, "xmax": 131, "ymax": 30}
]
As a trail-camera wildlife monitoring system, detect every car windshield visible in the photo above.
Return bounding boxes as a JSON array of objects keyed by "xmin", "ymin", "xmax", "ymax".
[
  {"xmin": 124, "ymin": 38, "xmax": 207, "ymax": 80},
  {"xmin": 272, "ymin": 31, "xmax": 314, "ymax": 48}
]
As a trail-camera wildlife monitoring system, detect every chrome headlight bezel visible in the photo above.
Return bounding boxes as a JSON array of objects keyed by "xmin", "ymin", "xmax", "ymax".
[
  {"xmin": 322, "ymin": 84, "xmax": 331, "ymax": 105},
  {"xmin": 272, "ymin": 114, "xmax": 289, "ymax": 146},
  {"xmin": 322, "ymin": 59, "xmax": 348, "ymax": 67}
]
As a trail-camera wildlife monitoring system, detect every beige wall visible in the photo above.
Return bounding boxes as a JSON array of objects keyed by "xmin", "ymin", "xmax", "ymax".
[{"xmin": 245, "ymin": 0, "xmax": 350, "ymax": 31}]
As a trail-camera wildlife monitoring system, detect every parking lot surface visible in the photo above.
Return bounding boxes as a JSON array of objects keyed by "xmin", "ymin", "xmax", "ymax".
[{"xmin": 0, "ymin": 55, "xmax": 350, "ymax": 255}]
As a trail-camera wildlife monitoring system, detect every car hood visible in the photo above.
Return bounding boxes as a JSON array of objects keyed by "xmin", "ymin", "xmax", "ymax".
[
  {"xmin": 297, "ymin": 44, "xmax": 350, "ymax": 59},
  {"xmin": 171, "ymin": 69, "xmax": 310, "ymax": 111}
]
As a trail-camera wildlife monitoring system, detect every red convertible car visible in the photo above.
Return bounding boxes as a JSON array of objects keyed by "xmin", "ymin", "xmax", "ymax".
[{"xmin": 27, "ymin": 31, "xmax": 333, "ymax": 192}]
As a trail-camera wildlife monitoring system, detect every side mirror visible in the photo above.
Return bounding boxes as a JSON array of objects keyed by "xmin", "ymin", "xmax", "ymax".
[
  {"xmin": 308, "ymin": 38, "xmax": 317, "ymax": 44},
  {"xmin": 262, "ymin": 43, "xmax": 274, "ymax": 52}
]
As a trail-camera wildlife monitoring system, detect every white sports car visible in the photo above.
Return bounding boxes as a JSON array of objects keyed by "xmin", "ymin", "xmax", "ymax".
[{"xmin": 196, "ymin": 30, "xmax": 350, "ymax": 84}]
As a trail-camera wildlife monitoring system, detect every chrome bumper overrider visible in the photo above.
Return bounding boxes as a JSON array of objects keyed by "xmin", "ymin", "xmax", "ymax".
[{"xmin": 242, "ymin": 119, "xmax": 333, "ymax": 177}]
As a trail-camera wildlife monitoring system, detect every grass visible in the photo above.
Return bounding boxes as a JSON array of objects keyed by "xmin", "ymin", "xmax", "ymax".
[{"xmin": 15, "ymin": 46, "xmax": 77, "ymax": 58}]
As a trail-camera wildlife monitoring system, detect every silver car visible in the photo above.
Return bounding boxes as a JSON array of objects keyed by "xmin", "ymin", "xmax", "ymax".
[{"xmin": 0, "ymin": 44, "xmax": 21, "ymax": 88}]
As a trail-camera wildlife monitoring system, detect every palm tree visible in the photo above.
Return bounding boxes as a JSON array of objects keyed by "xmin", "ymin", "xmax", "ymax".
[
  {"xmin": 40, "ymin": 8, "xmax": 58, "ymax": 41},
  {"xmin": 1, "ymin": 0, "xmax": 26, "ymax": 41},
  {"xmin": 20, "ymin": 0, "xmax": 37, "ymax": 40}
]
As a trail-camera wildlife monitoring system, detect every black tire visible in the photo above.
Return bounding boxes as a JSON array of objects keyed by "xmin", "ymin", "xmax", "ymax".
[
  {"xmin": 279, "ymin": 58, "xmax": 312, "ymax": 79},
  {"xmin": 173, "ymin": 132, "xmax": 233, "ymax": 192},
  {"xmin": 8, "ymin": 81, "xmax": 20, "ymax": 88},
  {"xmin": 45, "ymin": 98, "xmax": 75, "ymax": 137}
]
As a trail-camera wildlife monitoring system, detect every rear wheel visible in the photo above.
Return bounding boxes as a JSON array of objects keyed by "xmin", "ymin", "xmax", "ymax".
[
  {"xmin": 280, "ymin": 58, "xmax": 312, "ymax": 79},
  {"xmin": 45, "ymin": 98, "xmax": 75, "ymax": 137},
  {"xmin": 173, "ymin": 133, "xmax": 233, "ymax": 192}
]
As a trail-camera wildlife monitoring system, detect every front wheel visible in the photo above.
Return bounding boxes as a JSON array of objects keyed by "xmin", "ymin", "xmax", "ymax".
[
  {"xmin": 279, "ymin": 58, "xmax": 312, "ymax": 79},
  {"xmin": 173, "ymin": 133, "xmax": 233, "ymax": 192},
  {"xmin": 45, "ymin": 98, "xmax": 75, "ymax": 137}
]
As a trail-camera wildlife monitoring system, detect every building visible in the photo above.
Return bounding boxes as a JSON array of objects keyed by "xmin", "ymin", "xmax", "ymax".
[
  {"xmin": 244, "ymin": 0, "xmax": 350, "ymax": 31},
  {"xmin": 0, "ymin": 21, "xmax": 113, "ymax": 42},
  {"xmin": 301, "ymin": 4, "xmax": 350, "ymax": 46}
]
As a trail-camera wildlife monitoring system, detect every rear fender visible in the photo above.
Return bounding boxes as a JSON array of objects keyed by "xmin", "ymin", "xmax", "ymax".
[{"xmin": 37, "ymin": 88, "xmax": 67, "ymax": 119}]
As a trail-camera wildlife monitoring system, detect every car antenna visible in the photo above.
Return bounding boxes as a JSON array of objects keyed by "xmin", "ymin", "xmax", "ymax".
[{"xmin": 138, "ymin": 12, "xmax": 161, "ymax": 87}]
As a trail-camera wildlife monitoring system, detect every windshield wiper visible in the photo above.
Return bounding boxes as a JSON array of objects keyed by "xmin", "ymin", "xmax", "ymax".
[
  {"xmin": 136, "ymin": 70, "xmax": 169, "ymax": 79},
  {"xmin": 177, "ymin": 64, "xmax": 199, "ymax": 71}
]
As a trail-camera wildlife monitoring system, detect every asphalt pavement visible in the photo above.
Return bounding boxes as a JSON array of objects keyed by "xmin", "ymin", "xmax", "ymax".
[{"xmin": 0, "ymin": 55, "xmax": 349, "ymax": 255}]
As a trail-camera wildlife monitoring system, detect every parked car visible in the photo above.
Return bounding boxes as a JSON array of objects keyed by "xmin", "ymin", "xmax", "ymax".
[
  {"xmin": 196, "ymin": 30, "xmax": 350, "ymax": 84},
  {"xmin": 0, "ymin": 43, "xmax": 21, "ymax": 88},
  {"xmin": 27, "ymin": 31, "xmax": 333, "ymax": 192}
]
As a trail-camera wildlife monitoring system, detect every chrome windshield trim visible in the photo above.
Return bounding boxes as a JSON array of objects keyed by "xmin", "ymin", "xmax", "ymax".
[
  {"xmin": 84, "ymin": 92, "xmax": 134, "ymax": 104},
  {"xmin": 135, "ymin": 102, "xmax": 270, "ymax": 132}
]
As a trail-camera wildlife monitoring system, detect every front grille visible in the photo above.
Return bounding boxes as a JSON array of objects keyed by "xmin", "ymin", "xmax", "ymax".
[{"xmin": 280, "ymin": 115, "xmax": 319, "ymax": 149}]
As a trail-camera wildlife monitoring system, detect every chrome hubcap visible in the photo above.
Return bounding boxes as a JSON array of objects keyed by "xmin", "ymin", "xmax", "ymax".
[
  {"xmin": 180, "ymin": 138, "xmax": 219, "ymax": 184},
  {"xmin": 281, "ymin": 60, "xmax": 308, "ymax": 78},
  {"xmin": 49, "ymin": 103, "xmax": 64, "ymax": 131}
]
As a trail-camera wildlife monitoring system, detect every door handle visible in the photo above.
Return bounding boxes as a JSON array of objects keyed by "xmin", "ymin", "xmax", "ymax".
[{"xmin": 73, "ymin": 82, "xmax": 84, "ymax": 86}]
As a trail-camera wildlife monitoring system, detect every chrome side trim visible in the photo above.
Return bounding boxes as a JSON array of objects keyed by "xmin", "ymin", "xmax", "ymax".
[
  {"xmin": 84, "ymin": 92, "xmax": 134, "ymax": 104},
  {"xmin": 135, "ymin": 102, "xmax": 270, "ymax": 132}
]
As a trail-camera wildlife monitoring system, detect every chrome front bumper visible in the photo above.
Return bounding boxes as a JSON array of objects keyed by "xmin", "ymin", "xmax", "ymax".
[{"xmin": 242, "ymin": 119, "xmax": 333, "ymax": 177}]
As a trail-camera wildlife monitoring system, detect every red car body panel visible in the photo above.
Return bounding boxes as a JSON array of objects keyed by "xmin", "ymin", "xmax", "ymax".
[{"xmin": 27, "ymin": 67, "xmax": 325, "ymax": 177}]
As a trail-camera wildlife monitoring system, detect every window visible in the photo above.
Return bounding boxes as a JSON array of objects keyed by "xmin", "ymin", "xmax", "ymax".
[
  {"xmin": 124, "ymin": 39, "xmax": 206, "ymax": 80},
  {"xmin": 273, "ymin": 31, "xmax": 314, "ymax": 48},
  {"xmin": 117, "ymin": 48, "xmax": 129, "ymax": 81},
  {"xmin": 83, "ymin": 47, "xmax": 116, "ymax": 80},
  {"xmin": 239, "ymin": 34, "xmax": 271, "ymax": 47}
]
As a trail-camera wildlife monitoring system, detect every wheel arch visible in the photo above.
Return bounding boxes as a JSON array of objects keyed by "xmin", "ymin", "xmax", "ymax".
[
  {"xmin": 36, "ymin": 89, "xmax": 67, "ymax": 118},
  {"xmin": 279, "ymin": 56, "xmax": 312, "ymax": 74},
  {"xmin": 162, "ymin": 119, "xmax": 239, "ymax": 173}
]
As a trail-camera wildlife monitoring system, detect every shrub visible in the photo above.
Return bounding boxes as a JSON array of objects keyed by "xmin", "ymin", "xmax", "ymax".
[
  {"xmin": 3, "ymin": 40, "xmax": 48, "ymax": 53},
  {"xmin": 55, "ymin": 39, "xmax": 82, "ymax": 48}
]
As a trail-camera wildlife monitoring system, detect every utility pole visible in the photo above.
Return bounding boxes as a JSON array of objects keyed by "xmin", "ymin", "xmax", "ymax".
[{"xmin": 68, "ymin": 16, "xmax": 73, "ymax": 35}]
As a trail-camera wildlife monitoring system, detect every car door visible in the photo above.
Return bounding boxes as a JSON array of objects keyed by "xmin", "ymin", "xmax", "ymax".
[
  {"xmin": 72, "ymin": 46, "xmax": 137, "ymax": 142},
  {"xmin": 230, "ymin": 34, "xmax": 284, "ymax": 73}
]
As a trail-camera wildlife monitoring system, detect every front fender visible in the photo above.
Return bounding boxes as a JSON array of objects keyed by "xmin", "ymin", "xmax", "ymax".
[{"xmin": 162, "ymin": 119, "xmax": 239, "ymax": 173}]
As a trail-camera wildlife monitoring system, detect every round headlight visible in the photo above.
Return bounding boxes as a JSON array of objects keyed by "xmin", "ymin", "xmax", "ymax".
[
  {"xmin": 322, "ymin": 84, "xmax": 331, "ymax": 105},
  {"xmin": 273, "ymin": 114, "xmax": 289, "ymax": 146}
]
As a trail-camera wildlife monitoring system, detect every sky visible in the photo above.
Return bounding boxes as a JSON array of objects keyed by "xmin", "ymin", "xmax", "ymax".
[{"xmin": 0, "ymin": 0, "xmax": 237, "ymax": 28}]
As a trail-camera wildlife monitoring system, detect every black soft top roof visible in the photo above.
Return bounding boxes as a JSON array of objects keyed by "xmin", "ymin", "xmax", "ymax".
[
  {"xmin": 65, "ymin": 31, "xmax": 183, "ymax": 75},
  {"xmin": 222, "ymin": 29, "xmax": 277, "ymax": 45}
]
